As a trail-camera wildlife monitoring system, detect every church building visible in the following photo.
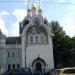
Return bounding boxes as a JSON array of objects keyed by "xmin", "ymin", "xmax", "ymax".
[{"xmin": 0, "ymin": 1, "xmax": 54, "ymax": 73}]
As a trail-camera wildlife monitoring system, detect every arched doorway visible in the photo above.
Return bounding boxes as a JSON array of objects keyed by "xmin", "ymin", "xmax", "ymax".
[
  {"xmin": 35, "ymin": 62, "xmax": 42, "ymax": 71},
  {"xmin": 32, "ymin": 57, "xmax": 46, "ymax": 72}
]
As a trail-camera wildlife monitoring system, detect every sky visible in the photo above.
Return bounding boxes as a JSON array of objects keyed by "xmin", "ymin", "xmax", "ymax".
[{"xmin": 0, "ymin": 0, "xmax": 75, "ymax": 37}]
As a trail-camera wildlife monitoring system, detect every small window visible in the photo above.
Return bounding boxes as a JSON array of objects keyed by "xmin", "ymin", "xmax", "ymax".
[
  {"xmin": 35, "ymin": 36, "xmax": 39, "ymax": 43},
  {"xmin": 40, "ymin": 36, "xmax": 44, "ymax": 43},
  {"xmin": 30, "ymin": 36, "xmax": 33, "ymax": 43},
  {"xmin": 44, "ymin": 20, "xmax": 48, "ymax": 25},
  {"xmin": 8, "ymin": 53, "xmax": 10, "ymax": 57},
  {"xmin": 24, "ymin": 20, "xmax": 29, "ymax": 25},
  {"xmin": 12, "ymin": 52, "xmax": 15, "ymax": 57}
]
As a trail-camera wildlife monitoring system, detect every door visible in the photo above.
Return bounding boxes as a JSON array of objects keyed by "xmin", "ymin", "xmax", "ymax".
[{"xmin": 35, "ymin": 62, "xmax": 42, "ymax": 72}]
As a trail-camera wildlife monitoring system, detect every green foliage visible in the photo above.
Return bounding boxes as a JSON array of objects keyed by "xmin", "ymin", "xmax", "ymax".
[{"xmin": 50, "ymin": 21, "xmax": 75, "ymax": 68}]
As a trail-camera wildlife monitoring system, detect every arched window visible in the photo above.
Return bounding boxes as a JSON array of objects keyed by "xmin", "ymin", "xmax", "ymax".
[{"xmin": 24, "ymin": 20, "xmax": 29, "ymax": 26}]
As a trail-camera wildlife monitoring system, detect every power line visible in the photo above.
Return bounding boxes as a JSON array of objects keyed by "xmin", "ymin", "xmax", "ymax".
[{"xmin": 0, "ymin": 1, "xmax": 75, "ymax": 5}]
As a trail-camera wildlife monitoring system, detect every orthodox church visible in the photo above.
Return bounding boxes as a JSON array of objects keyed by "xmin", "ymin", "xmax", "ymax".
[{"xmin": 0, "ymin": 1, "xmax": 54, "ymax": 73}]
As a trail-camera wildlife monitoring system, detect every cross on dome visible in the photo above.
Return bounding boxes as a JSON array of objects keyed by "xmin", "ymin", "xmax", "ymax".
[
  {"xmin": 27, "ymin": 0, "xmax": 42, "ymax": 17},
  {"xmin": 31, "ymin": 0, "xmax": 36, "ymax": 12}
]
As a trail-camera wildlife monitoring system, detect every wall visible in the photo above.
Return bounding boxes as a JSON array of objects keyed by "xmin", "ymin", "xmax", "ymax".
[
  {"xmin": 6, "ymin": 45, "xmax": 22, "ymax": 70},
  {"xmin": 26, "ymin": 37, "xmax": 54, "ymax": 70}
]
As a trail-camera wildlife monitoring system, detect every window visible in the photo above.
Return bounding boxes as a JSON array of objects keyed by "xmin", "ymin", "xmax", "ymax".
[
  {"xmin": 44, "ymin": 19, "xmax": 48, "ymax": 25},
  {"xmin": 8, "ymin": 53, "xmax": 10, "ymax": 57},
  {"xmin": 30, "ymin": 36, "xmax": 33, "ymax": 43},
  {"xmin": 8, "ymin": 64, "xmax": 11, "ymax": 71},
  {"xmin": 17, "ymin": 64, "xmax": 20, "ymax": 68},
  {"xmin": 12, "ymin": 64, "xmax": 15, "ymax": 70},
  {"xmin": 35, "ymin": 36, "xmax": 39, "ymax": 43},
  {"xmin": 40, "ymin": 36, "xmax": 44, "ymax": 43},
  {"xmin": 24, "ymin": 20, "xmax": 29, "ymax": 25},
  {"xmin": 12, "ymin": 52, "xmax": 15, "ymax": 57}
]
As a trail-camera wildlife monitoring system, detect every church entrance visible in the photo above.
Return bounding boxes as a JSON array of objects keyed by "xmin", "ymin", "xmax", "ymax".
[
  {"xmin": 32, "ymin": 57, "xmax": 46, "ymax": 72},
  {"xmin": 35, "ymin": 62, "xmax": 42, "ymax": 71}
]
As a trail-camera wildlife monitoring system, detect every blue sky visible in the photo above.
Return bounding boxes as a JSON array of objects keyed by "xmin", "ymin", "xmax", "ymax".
[{"xmin": 0, "ymin": 0, "xmax": 75, "ymax": 37}]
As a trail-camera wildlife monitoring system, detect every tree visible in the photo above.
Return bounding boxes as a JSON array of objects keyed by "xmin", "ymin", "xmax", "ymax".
[
  {"xmin": 50, "ymin": 21, "xmax": 72, "ymax": 68},
  {"xmin": 69, "ymin": 36, "xmax": 75, "ymax": 66}
]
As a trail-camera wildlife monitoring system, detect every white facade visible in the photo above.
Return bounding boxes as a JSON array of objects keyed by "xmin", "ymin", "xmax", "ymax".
[{"xmin": 0, "ymin": 4, "xmax": 54, "ymax": 73}]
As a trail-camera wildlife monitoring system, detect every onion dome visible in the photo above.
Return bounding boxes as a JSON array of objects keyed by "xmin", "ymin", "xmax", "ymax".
[
  {"xmin": 38, "ymin": 0, "xmax": 42, "ymax": 16},
  {"xmin": 31, "ymin": 3, "xmax": 36, "ymax": 11},
  {"xmin": 27, "ymin": 8, "xmax": 31, "ymax": 17},
  {"xmin": 38, "ymin": 8, "xmax": 42, "ymax": 12},
  {"xmin": 27, "ymin": 8, "xmax": 31, "ymax": 12},
  {"xmin": 31, "ymin": 3, "xmax": 37, "ymax": 16},
  {"xmin": 38, "ymin": 6, "xmax": 42, "ymax": 16}
]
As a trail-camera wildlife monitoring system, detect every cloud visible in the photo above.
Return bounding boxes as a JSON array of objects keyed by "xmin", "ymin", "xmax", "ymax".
[
  {"xmin": 0, "ymin": 11, "xmax": 9, "ymax": 16},
  {"xmin": 67, "ymin": 4, "xmax": 75, "ymax": 18},
  {"xmin": 8, "ymin": 22, "xmax": 19, "ymax": 36},
  {"xmin": 0, "ymin": 10, "xmax": 9, "ymax": 36},
  {"xmin": 22, "ymin": 0, "xmax": 28, "ymax": 2},
  {"xmin": 9, "ymin": 8, "xmax": 27, "ymax": 36},
  {"xmin": 0, "ymin": 17, "xmax": 8, "ymax": 35},
  {"xmin": 0, "ymin": 8, "xmax": 27, "ymax": 36},
  {"xmin": 58, "ymin": 0, "xmax": 65, "ymax": 3},
  {"xmin": 61, "ymin": 17, "xmax": 75, "ymax": 37},
  {"xmin": 12, "ymin": 9, "xmax": 27, "ymax": 21}
]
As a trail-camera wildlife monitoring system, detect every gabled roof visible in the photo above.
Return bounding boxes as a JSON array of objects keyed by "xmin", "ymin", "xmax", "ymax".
[{"xmin": 6, "ymin": 37, "xmax": 21, "ymax": 44}]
